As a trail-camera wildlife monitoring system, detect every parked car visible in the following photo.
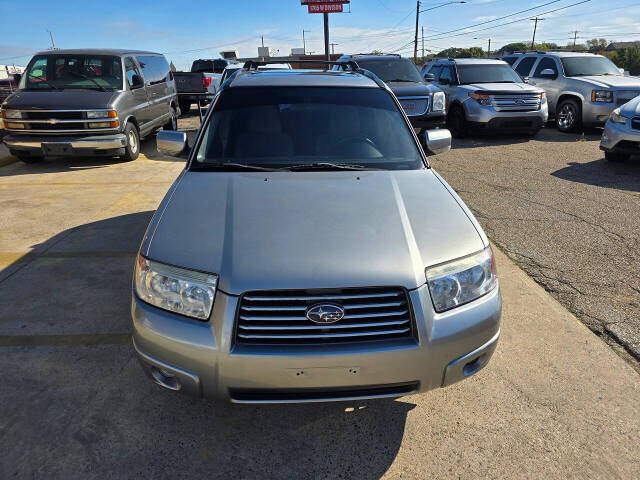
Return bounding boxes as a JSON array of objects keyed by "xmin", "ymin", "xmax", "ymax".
[
  {"xmin": 174, "ymin": 71, "xmax": 219, "ymax": 115},
  {"xmin": 0, "ymin": 76, "xmax": 17, "ymax": 104},
  {"xmin": 0, "ymin": 49, "xmax": 178, "ymax": 163},
  {"xmin": 333, "ymin": 54, "xmax": 446, "ymax": 132},
  {"xmin": 600, "ymin": 95, "xmax": 640, "ymax": 161},
  {"xmin": 191, "ymin": 58, "xmax": 231, "ymax": 74},
  {"xmin": 423, "ymin": 58, "xmax": 548, "ymax": 137},
  {"xmin": 131, "ymin": 63, "xmax": 501, "ymax": 403},
  {"xmin": 507, "ymin": 51, "xmax": 640, "ymax": 132}
]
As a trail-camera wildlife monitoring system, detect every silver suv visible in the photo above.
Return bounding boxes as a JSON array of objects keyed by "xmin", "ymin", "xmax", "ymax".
[
  {"xmin": 507, "ymin": 51, "xmax": 640, "ymax": 132},
  {"xmin": 424, "ymin": 58, "xmax": 547, "ymax": 137},
  {"xmin": 131, "ymin": 61, "xmax": 501, "ymax": 403}
]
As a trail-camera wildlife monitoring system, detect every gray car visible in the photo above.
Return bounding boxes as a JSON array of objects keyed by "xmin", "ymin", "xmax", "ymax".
[
  {"xmin": 1, "ymin": 49, "xmax": 178, "ymax": 163},
  {"xmin": 507, "ymin": 51, "xmax": 640, "ymax": 132},
  {"xmin": 131, "ymin": 64, "xmax": 501, "ymax": 403},
  {"xmin": 600, "ymin": 95, "xmax": 640, "ymax": 161},
  {"xmin": 424, "ymin": 58, "xmax": 548, "ymax": 137}
]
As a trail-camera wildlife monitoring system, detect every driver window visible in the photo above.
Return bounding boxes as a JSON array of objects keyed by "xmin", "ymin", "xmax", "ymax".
[
  {"xmin": 439, "ymin": 67, "xmax": 453, "ymax": 84},
  {"xmin": 533, "ymin": 57, "xmax": 558, "ymax": 77},
  {"xmin": 125, "ymin": 57, "xmax": 141, "ymax": 88}
]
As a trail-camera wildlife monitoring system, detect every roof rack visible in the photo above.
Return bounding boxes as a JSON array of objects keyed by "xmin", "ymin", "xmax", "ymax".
[{"xmin": 243, "ymin": 59, "xmax": 360, "ymax": 70}]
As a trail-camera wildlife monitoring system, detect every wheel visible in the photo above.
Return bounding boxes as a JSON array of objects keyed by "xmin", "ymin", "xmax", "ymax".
[
  {"xmin": 178, "ymin": 99, "xmax": 191, "ymax": 115},
  {"xmin": 605, "ymin": 151, "xmax": 629, "ymax": 162},
  {"xmin": 163, "ymin": 106, "xmax": 177, "ymax": 131},
  {"xmin": 447, "ymin": 105, "xmax": 468, "ymax": 138},
  {"xmin": 556, "ymin": 98, "xmax": 582, "ymax": 133},
  {"xmin": 122, "ymin": 122, "xmax": 140, "ymax": 161},
  {"xmin": 14, "ymin": 153, "xmax": 44, "ymax": 164}
]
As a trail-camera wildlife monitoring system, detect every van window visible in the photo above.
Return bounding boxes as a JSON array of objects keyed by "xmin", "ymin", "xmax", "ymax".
[
  {"xmin": 533, "ymin": 57, "xmax": 558, "ymax": 77},
  {"xmin": 514, "ymin": 57, "xmax": 536, "ymax": 77},
  {"xmin": 136, "ymin": 55, "xmax": 170, "ymax": 85},
  {"xmin": 125, "ymin": 57, "xmax": 142, "ymax": 88}
]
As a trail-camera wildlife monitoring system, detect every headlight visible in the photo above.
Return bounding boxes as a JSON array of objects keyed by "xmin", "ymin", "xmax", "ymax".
[
  {"xmin": 134, "ymin": 254, "xmax": 218, "ymax": 320},
  {"xmin": 426, "ymin": 246, "xmax": 497, "ymax": 313},
  {"xmin": 540, "ymin": 92, "xmax": 547, "ymax": 102},
  {"xmin": 609, "ymin": 107, "xmax": 627, "ymax": 124},
  {"xmin": 432, "ymin": 91, "xmax": 445, "ymax": 111},
  {"xmin": 86, "ymin": 110, "xmax": 117, "ymax": 119},
  {"xmin": 469, "ymin": 92, "xmax": 492, "ymax": 106},
  {"xmin": 2, "ymin": 109, "xmax": 22, "ymax": 119},
  {"xmin": 591, "ymin": 90, "xmax": 613, "ymax": 103}
]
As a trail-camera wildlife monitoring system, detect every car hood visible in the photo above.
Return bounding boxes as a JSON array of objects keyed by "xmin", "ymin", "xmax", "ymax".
[
  {"xmin": 144, "ymin": 170, "xmax": 485, "ymax": 294},
  {"xmin": 2, "ymin": 89, "xmax": 119, "ymax": 110},
  {"xmin": 620, "ymin": 95, "xmax": 640, "ymax": 116},
  {"xmin": 570, "ymin": 75, "xmax": 640, "ymax": 89},
  {"xmin": 459, "ymin": 82, "xmax": 542, "ymax": 93},
  {"xmin": 386, "ymin": 81, "xmax": 440, "ymax": 97}
]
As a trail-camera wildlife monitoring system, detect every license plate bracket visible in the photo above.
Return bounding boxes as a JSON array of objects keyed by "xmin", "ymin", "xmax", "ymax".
[{"xmin": 42, "ymin": 143, "xmax": 73, "ymax": 156}]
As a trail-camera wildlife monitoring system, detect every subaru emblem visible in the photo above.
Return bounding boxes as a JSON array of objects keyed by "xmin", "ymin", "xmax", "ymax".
[{"xmin": 306, "ymin": 304, "xmax": 345, "ymax": 324}]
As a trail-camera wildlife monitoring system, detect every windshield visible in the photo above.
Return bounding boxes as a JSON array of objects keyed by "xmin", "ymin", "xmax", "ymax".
[
  {"xmin": 193, "ymin": 87, "xmax": 423, "ymax": 170},
  {"xmin": 20, "ymin": 54, "xmax": 123, "ymax": 91},
  {"xmin": 457, "ymin": 64, "xmax": 522, "ymax": 84},
  {"xmin": 561, "ymin": 56, "xmax": 621, "ymax": 77},
  {"xmin": 356, "ymin": 58, "xmax": 423, "ymax": 83}
]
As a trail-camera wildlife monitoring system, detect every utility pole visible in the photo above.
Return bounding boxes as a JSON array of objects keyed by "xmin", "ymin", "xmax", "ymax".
[
  {"xmin": 47, "ymin": 29, "xmax": 56, "ymax": 49},
  {"xmin": 571, "ymin": 30, "xmax": 578, "ymax": 47},
  {"xmin": 413, "ymin": 1, "xmax": 420, "ymax": 63},
  {"xmin": 421, "ymin": 26, "xmax": 425, "ymax": 60},
  {"xmin": 302, "ymin": 29, "xmax": 311, "ymax": 55},
  {"xmin": 261, "ymin": 36, "xmax": 264, "ymax": 47},
  {"xmin": 330, "ymin": 42, "xmax": 339, "ymax": 55},
  {"xmin": 530, "ymin": 17, "xmax": 544, "ymax": 49},
  {"xmin": 487, "ymin": 38, "xmax": 491, "ymax": 57},
  {"xmin": 323, "ymin": 12, "xmax": 330, "ymax": 63}
]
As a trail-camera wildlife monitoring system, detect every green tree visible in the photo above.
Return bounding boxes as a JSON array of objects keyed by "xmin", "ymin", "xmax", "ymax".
[
  {"xmin": 611, "ymin": 47, "xmax": 640, "ymax": 75},
  {"xmin": 498, "ymin": 42, "xmax": 529, "ymax": 54},
  {"xmin": 586, "ymin": 38, "xmax": 607, "ymax": 53}
]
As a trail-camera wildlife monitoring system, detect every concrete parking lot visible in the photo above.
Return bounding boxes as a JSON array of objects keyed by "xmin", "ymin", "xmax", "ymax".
[{"xmin": 1, "ymin": 119, "xmax": 639, "ymax": 479}]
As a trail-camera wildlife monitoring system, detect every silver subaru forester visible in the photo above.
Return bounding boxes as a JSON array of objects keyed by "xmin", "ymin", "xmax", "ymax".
[{"xmin": 131, "ymin": 62, "xmax": 502, "ymax": 403}]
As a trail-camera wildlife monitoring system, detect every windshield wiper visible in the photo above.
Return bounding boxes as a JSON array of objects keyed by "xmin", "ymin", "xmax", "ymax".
[
  {"xmin": 385, "ymin": 78, "xmax": 415, "ymax": 83},
  {"xmin": 193, "ymin": 162, "xmax": 279, "ymax": 171},
  {"xmin": 27, "ymin": 74, "xmax": 59, "ymax": 90},
  {"xmin": 283, "ymin": 162, "xmax": 378, "ymax": 171}
]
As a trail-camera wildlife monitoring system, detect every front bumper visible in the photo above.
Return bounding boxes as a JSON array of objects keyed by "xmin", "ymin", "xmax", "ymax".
[
  {"xmin": 408, "ymin": 112, "xmax": 446, "ymax": 130},
  {"xmin": 3, "ymin": 133, "xmax": 126, "ymax": 157},
  {"xmin": 131, "ymin": 284, "xmax": 502, "ymax": 403},
  {"xmin": 583, "ymin": 101, "xmax": 618, "ymax": 127},
  {"xmin": 464, "ymin": 99, "xmax": 548, "ymax": 132},
  {"xmin": 600, "ymin": 119, "xmax": 640, "ymax": 154}
]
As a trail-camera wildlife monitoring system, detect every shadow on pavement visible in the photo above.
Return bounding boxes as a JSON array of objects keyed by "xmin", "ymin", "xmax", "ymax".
[
  {"xmin": 551, "ymin": 157, "xmax": 640, "ymax": 192},
  {"xmin": 450, "ymin": 126, "xmax": 602, "ymax": 150}
]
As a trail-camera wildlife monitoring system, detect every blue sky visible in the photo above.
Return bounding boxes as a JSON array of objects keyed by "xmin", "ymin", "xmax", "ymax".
[{"xmin": 2, "ymin": 0, "xmax": 640, "ymax": 69}]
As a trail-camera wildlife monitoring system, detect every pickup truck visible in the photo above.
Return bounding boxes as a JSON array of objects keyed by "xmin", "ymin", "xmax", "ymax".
[
  {"xmin": 173, "ymin": 71, "xmax": 220, "ymax": 115},
  {"xmin": 0, "ymin": 76, "xmax": 17, "ymax": 104}
]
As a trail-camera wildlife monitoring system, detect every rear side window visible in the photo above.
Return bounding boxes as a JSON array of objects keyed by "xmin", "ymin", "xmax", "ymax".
[
  {"xmin": 514, "ymin": 57, "xmax": 537, "ymax": 77},
  {"xmin": 533, "ymin": 57, "xmax": 558, "ymax": 77},
  {"xmin": 136, "ymin": 55, "xmax": 170, "ymax": 85}
]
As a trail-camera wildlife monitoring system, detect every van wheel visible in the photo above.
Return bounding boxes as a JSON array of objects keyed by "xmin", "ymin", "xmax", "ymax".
[
  {"xmin": 447, "ymin": 105, "xmax": 467, "ymax": 138},
  {"xmin": 163, "ymin": 107, "xmax": 177, "ymax": 130},
  {"xmin": 605, "ymin": 151, "xmax": 629, "ymax": 162},
  {"xmin": 556, "ymin": 98, "xmax": 582, "ymax": 133},
  {"xmin": 179, "ymin": 100, "xmax": 191, "ymax": 115},
  {"xmin": 122, "ymin": 123, "xmax": 140, "ymax": 161}
]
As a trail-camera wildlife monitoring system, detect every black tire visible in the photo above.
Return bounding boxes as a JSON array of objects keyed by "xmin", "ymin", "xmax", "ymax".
[
  {"xmin": 178, "ymin": 99, "xmax": 191, "ymax": 116},
  {"xmin": 14, "ymin": 153, "xmax": 44, "ymax": 164},
  {"xmin": 122, "ymin": 122, "xmax": 140, "ymax": 161},
  {"xmin": 605, "ymin": 151, "xmax": 629, "ymax": 162},
  {"xmin": 447, "ymin": 105, "xmax": 468, "ymax": 138},
  {"xmin": 163, "ymin": 106, "xmax": 178, "ymax": 131},
  {"xmin": 556, "ymin": 98, "xmax": 582, "ymax": 133}
]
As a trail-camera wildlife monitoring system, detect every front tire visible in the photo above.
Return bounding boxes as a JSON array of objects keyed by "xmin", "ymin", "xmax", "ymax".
[
  {"xmin": 447, "ymin": 105, "xmax": 468, "ymax": 138},
  {"xmin": 122, "ymin": 122, "xmax": 140, "ymax": 161},
  {"xmin": 605, "ymin": 151, "xmax": 629, "ymax": 162},
  {"xmin": 556, "ymin": 98, "xmax": 582, "ymax": 133}
]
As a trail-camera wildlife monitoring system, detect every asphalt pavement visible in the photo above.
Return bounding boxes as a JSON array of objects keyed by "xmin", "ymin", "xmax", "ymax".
[
  {"xmin": 0, "ymin": 119, "xmax": 639, "ymax": 478},
  {"xmin": 431, "ymin": 127, "xmax": 640, "ymax": 369}
]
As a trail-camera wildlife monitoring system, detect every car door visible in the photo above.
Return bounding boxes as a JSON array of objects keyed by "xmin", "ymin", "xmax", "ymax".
[
  {"xmin": 124, "ymin": 57, "xmax": 153, "ymax": 128},
  {"xmin": 437, "ymin": 66, "xmax": 457, "ymax": 107},
  {"xmin": 529, "ymin": 57, "xmax": 561, "ymax": 114},
  {"xmin": 135, "ymin": 55, "xmax": 165, "ymax": 132}
]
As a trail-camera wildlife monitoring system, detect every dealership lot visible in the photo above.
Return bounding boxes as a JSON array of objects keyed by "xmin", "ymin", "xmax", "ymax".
[{"xmin": 0, "ymin": 119, "xmax": 639, "ymax": 478}]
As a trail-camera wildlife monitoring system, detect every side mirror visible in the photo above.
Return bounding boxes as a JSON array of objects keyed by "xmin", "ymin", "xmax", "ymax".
[
  {"xmin": 157, "ymin": 130, "xmax": 189, "ymax": 157},
  {"xmin": 539, "ymin": 69, "xmax": 557, "ymax": 79},
  {"xmin": 131, "ymin": 74, "xmax": 144, "ymax": 89},
  {"xmin": 424, "ymin": 73, "xmax": 435, "ymax": 82},
  {"xmin": 12, "ymin": 73, "xmax": 21, "ymax": 85},
  {"xmin": 439, "ymin": 77, "xmax": 450, "ymax": 86},
  {"xmin": 619, "ymin": 67, "xmax": 625, "ymax": 75},
  {"xmin": 422, "ymin": 128, "xmax": 452, "ymax": 156},
  {"xmin": 522, "ymin": 76, "xmax": 529, "ymax": 84}
]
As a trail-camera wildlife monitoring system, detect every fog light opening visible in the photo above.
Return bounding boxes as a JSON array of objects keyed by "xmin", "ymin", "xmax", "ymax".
[
  {"xmin": 462, "ymin": 354, "xmax": 486, "ymax": 378},
  {"xmin": 150, "ymin": 366, "xmax": 181, "ymax": 391}
]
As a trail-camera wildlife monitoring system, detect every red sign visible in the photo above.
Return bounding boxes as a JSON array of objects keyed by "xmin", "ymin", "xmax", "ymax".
[
  {"xmin": 308, "ymin": 3, "xmax": 343, "ymax": 13},
  {"xmin": 301, "ymin": 0, "xmax": 349, "ymax": 4}
]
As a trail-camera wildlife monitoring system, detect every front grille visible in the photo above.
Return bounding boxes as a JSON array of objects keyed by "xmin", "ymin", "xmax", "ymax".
[
  {"xmin": 235, "ymin": 287, "xmax": 415, "ymax": 345},
  {"xmin": 28, "ymin": 121, "xmax": 88, "ymax": 130},
  {"xmin": 398, "ymin": 97, "xmax": 430, "ymax": 116},
  {"xmin": 3, "ymin": 110, "xmax": 117, "ymax": 134},
  {"xmin": 491, "ymin": 94, "xmax": 541, "ymax": 112},
  {"xmin": 631, "ymin": 117, "xmax": 640, "ymax": 131},
  {"xmin": 24, "ymin": 111, "xmax": 84, "ymax": 120}
]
